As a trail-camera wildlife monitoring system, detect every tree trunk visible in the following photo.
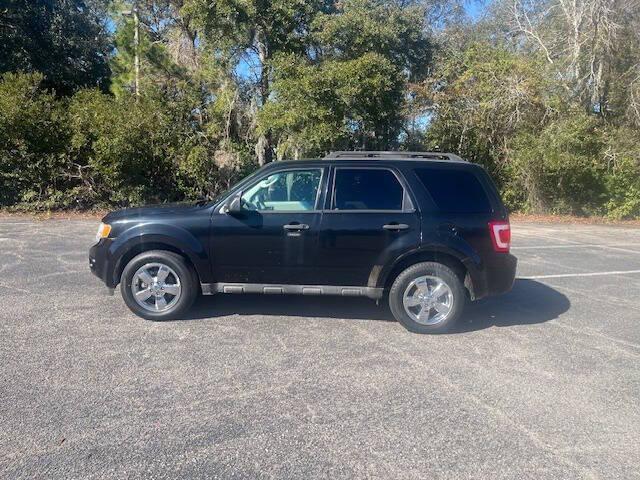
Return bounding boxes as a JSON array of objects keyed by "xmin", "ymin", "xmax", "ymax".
[{"xmin": 255, "ymin": 31, "xmax": 273, "ymax": 166}]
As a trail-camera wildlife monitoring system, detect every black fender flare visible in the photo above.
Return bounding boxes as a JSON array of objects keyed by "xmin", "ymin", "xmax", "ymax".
[
  {"xmin": 107, "ymin": 224, "xmax": 210, "ymax": 286},
  {"xmin": 374, "ymin": 242, "xmax": 482, "ymax": 291}
]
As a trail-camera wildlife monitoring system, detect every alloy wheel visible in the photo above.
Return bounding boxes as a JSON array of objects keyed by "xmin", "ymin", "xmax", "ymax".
[
  {"xmin": 131, "ymin": 262, "xmax": 182, "ymax": 312},
  {"xmin": 402, "ymin": 275, "xmax": 453, "ymax": 325}
]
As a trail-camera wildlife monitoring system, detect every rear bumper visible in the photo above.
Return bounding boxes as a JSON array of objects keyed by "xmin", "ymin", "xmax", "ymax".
[{"xmin": 470, "ymin": 253, "xmax": 517, "ymax": 300}]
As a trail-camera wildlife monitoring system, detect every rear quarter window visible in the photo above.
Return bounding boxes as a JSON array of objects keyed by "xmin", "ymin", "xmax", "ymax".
[{"xmin": 414, "ymin": 167, "xmax": 492, "ymax": 214}]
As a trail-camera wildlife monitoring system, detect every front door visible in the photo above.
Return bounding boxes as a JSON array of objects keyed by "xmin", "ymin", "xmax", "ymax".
[
  {"xmin": 316, "ymin": 166, "xmax": 420, "ymax": 286},
  {"xmin": 210, "ymin": 167, "xmax": 325, "ymax": 285}
]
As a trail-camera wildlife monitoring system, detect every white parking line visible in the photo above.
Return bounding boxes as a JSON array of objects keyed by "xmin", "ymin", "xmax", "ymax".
[
  {"xmin": 513, "ymin": 243, "xmax": 640, "ymax": 250},
  {"xmin": 514, "ymin": 244, "xmax": 640, "ymax": 256},
  {"xmin": 520, "ymin": 270, "xmax": 640, "ymax": 279},
  {"xmin": 595, "ymin": 245, "xmax": 640, "ymax": 255}
]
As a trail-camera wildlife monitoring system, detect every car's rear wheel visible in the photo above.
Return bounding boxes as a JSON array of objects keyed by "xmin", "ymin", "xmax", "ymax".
[
  {"xmin": 389, "ymin": 262, "xmax": 465, "ymax": 334},
  {"xmin": 121, "ymin": 250, "xmax": 198, "ymax": 320}
]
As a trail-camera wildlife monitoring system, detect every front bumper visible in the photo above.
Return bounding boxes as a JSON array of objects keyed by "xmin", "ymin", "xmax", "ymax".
[{"xmin": 89, "ymin": 239, "xmax": 116, "ymax": 287}]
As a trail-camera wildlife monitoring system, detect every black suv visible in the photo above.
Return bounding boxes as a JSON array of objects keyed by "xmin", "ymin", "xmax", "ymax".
[{"xmin": 90, "ymin": 151, "xmax": 516, "ymax": 333}]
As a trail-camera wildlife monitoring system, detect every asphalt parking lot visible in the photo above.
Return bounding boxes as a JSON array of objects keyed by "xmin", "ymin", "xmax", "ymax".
[{"xmin": 1, "ymin": 219, "xmax": 639, "ymax": 479}]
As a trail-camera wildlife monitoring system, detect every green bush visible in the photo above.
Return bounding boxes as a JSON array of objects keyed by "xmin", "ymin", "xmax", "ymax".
[
  {"xmin": 505, "ymin": 116, "xmax": 640, "ymax": 218},
  {"xmin": 0, "ymin": 72, "xmax": 69, "ymax": 206},
  {"xmin": 424, "ymin": 43, "xmax": 640, "ymax": 219},
  {"xmin": 603, "ymin": 128, "xmax": 640, "ymax": 220},
  {"xmin": 0, "ymin": 73, "xmax": 253, "ymax": 210},
  {"xmin": 1, "ymin": 70, "xmax": 639, "ymax": 218},
  {"xmin": 509, "ymin": 113, "xmax": 608, "ymax": 215},
  {"xmin": 67, "ymin": 89, "xmax": 182, "ymax": 207}
]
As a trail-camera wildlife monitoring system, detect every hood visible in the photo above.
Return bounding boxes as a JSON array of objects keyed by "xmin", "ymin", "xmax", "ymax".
[{"xmin": 103, "ymin": 201, "xmax": 209, "ymax": 222}]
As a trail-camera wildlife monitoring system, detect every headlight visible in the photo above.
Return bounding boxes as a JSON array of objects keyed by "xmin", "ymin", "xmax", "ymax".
[{"xmin": 95, "ymin": 223, "xmax": 112, "ymax": 242}]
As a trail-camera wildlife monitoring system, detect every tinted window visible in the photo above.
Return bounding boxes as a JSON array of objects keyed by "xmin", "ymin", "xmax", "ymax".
[
  {"xmin": 242, "ymin": 169, "xmax": 322, "ymax": 211},
  {"xmin": 333, "ymin": 169, "xmax": 404, "ymax": 210},
  {"xmin": 414, "ymin": 167, "xmax": 492, "ymax": 213}
]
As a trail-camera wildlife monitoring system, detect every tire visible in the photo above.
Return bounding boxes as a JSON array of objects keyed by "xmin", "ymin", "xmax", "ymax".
[
  {"xmin": 120, "ymin": 250, "xmax": 199, "ymax": 321},
  {"xmin": 388, "ymin": 262, "xmax": 465, "ymax": 334}
]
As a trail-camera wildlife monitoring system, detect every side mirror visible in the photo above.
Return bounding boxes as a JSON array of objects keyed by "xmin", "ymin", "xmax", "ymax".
[{"xmin": 225, "ymin": 191, "xmax": 243, "ymax": 214}]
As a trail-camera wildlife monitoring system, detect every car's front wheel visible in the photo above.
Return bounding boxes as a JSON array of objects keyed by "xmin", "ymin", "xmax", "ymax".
[
  {"xmin": 389, "ymin": 262, "xmax": 465, "ymax": 334},
  {"xmin": 120, "ymin": 250, "xmax": 198, "ymax": 320}
]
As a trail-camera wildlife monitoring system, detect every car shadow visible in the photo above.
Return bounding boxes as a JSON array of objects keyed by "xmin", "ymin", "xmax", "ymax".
[
  {"xmin": 181, "ymin": 279, "xmax": 570, "ymax": 333},
  {"xmin": 452, "ymin": 279, "xmax": 570, "ymax": 333}
]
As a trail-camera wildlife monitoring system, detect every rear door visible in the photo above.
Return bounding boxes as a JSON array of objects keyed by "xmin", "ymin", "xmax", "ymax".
[{"xmin": 316, "ymin": 165, "xmax": 420, "ymax": 286}]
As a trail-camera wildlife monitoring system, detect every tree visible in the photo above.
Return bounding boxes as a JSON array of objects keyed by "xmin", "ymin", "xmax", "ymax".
[
  {"xmin": 313, "ymin": 0, "xmax": 432, "ymax": 80},
  {"xmin": 0, "ymin": 0, "xmax": 112, "ymax": 95},
  {"xmin": 0, "ymin": 0, "xmax": 638, "ymax": 218},
  {"xmin": 259, "ymin": 0, "xmax": 431, "ymax": 158},
  {"xmin": 109, "ymin": 0, "xmax": 201, "ymax": 96},
  {"xmin": 182, "ymin": 0, "xmax": 332, "ymax": 165},
  {"xmin": 422, "ymin": 42, "xmax": 565, "ymax": 209},
  {"xmin": 260, "ymin": 52, "xmax": 405, "ymax": 158},
  {"xmin": 424, "ymin": 43, "xmax": 553, "ymax": 157},
  {"xmin": 504, "ymin": 0, "xmax": 640, "ymax": 120}
]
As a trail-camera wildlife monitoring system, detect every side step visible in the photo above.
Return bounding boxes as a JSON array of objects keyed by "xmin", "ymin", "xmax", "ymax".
[{"xmin": 201, "ymin": 283, "xmax": 383, "ymax": 299}]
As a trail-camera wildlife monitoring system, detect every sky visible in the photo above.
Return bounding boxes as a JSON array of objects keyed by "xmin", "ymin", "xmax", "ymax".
[{"xmin": 466, "ymin": 0, "xmax": 489, "ymax": 20}]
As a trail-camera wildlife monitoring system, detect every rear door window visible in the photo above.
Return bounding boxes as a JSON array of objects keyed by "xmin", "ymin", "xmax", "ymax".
[
  {"xmin": 333, "ymin": 168, "xmax": 404, "ymax": 211},
  {"xmin": 414, "ymin": 167, "xmax": 492, "ymax": 213}
]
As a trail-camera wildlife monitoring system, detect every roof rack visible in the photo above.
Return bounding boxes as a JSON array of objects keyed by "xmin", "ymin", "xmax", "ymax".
[{"xmin": 323, "ymin": 151, "xmax": 466, "ymax": 162}]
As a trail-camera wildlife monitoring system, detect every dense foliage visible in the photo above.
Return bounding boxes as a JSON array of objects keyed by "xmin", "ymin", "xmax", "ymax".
[
  {"xmin": 0, "ymin": 0, "xmax": 112, "ymax": 95},
  {"xmin": 0, "ymin": 73, "xmax": 253, "ymax": 208},
  {"xmin": 0, "ymin": 0, "xmax": 638, "ymax": 217}
]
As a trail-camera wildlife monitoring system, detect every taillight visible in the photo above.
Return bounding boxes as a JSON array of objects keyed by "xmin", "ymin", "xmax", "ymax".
[{"xmin": 489, "ymin": 221, "xmax": 511, "ymax": 253}]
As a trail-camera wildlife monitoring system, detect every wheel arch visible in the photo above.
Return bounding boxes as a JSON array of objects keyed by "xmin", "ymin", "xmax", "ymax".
[
  {"xmin": 112, "ymin": 241, "xmax": 200, "ymax": 286},
  {"xmin": 380, "ymin": 248, "xmax": 477, "ymax": 300},
  {"xmin": 107, "ymin": 225, "xmax": 209, "ymax": 287}
]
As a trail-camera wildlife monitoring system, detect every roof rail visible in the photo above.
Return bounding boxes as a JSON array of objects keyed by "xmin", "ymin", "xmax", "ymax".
[{"xmin": 323, "ymin": 151, "xmax": 466, "ymax": 162}]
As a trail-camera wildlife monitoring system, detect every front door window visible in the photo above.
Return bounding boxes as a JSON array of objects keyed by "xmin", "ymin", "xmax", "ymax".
[{"xmin": 241, "ymin": 169, "xmax": 322, "ymax": 212}]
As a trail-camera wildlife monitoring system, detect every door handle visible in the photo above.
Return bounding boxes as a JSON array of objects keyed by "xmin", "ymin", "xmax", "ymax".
[
  {"xmin": 283, "ymin": 223, "xmax": 310, "ymax": 231},
  {"xmin": 383, "ymin": 223, "xmax": 409, "ymax": 231}
]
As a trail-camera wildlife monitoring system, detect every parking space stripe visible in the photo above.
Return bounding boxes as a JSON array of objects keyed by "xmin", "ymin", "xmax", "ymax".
[
  {"xmin": 520, "ymin": 270, "xmax": 640, "ymax": 279},
  {"xmin": 594, "ymin": 245, "xmax": 640, "ymax": 255},
  {"xmin": 514, "ymin": 243, "xmax": 640, "ymax": 250}
]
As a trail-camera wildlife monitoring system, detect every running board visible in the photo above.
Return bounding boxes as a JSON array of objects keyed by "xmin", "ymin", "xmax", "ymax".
[{"xmin": 201, "ymin": 283, "xmax": 383, "ymax": 299}]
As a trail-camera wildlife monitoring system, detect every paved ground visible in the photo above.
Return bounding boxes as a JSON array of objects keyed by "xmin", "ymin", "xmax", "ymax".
[{"xmin": 1, "ymin": 219, "xmax": 639, "ymax": 479}]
